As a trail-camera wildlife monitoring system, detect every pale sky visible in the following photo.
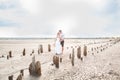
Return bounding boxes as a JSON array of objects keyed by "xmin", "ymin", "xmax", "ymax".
[{"xmin": 0, "ymin": 0, "xmax": 120, "ymax": 38}]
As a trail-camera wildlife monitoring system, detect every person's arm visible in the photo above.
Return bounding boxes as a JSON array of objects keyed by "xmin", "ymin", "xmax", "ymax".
[
  {"xmin": 60, "ymin": 34, "xmax": 64, "ymax": 41},
  {"xmin": 59, "ymin": 34, "xmax": 62, "ymax": 41}
]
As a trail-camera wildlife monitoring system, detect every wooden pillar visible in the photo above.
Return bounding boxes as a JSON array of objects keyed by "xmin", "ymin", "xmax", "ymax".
[
  {"xmin": 48, "ymin": 44, "xmax": 51, "ymax": 52},
  {"xmin": 91, "ymin": 48, "xmax": 93, "ymax": 51},
  {"xmin": 23, "ymin": 48, "xmax": 25, "ymax": 56},
  {"xmin": 53, "ymin": 55, "xmax": 59, "ymax": 68},
  {"xmin": 7, "ymin": 55, "xmax": 9, "ymax": 60},
  {"xmin": 29, "ymin": 56, "xmax": 36, "ymax": 75},
  {"xmin": 60, "ymin": 57, "xmax": 62, "ymax": 63},
  {"xmin": 55, "ymin": 56, "xmax": 59, "ymax": 68},
  {"xmin": 9, "ymin": 51, "xmax": 12, "ymax": 58},
  {"xmin": 77, "ymin": 46, "xmax": 81, "ymax": 59},
  {"xmin": 20, "ymin": 69, "xmax": 24, "ymax": 76},
  {"xmin": 69, "ymin": 54, "xmax": 71, "ymax": 59},
  {"xmin": 83, "ymin": 45, "xmax": 87, "ymax": 56},
  {"xmin": 81, "ymin": 57, "xmax": 83, "ymax": 61},
  {"xmin": 8, "ymin": 75, "xmax": 13, "ymax": 80},
  {"xmin": 16, "ymin": 74, "xmax": 22, "ymax": 80},
  {"xmin": 29, "ymin": 56, "xmax": 42, "ymax": 76},
  {"xmin": 2, "ymin": 55, "xmax": 4, "ymax": 58},
  {"xmin": 35, "ymin": 61, "xmax": 41, "ymax": 76},
  {"xmin": 71, "ymin": 48, "xmax": 74, "ymax": 66},
  {"xmin": 38, "ymin": 49, "xmax": 40, "ymax": 54},
  {"xmin": 40, "ymin": 45, "xmax": 43, "ymax": 53},
  {"xmin": 53, "ymin": 56, "xmax": 56, "ymax": 64}
]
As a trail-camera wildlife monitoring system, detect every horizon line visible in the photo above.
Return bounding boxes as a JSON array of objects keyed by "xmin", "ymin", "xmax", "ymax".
[{"xmin": 0, "ymin": 37, "xmax": 119, "ymax": 39}]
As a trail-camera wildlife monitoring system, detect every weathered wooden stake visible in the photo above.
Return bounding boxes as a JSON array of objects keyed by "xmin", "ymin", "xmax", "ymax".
[
  {"xmin": 35, "ymin": 61, "xmax": 41, "ymax": 76},
  {"xmin": 2, "ymin": 55, "xmax": 4, "ymax": 58},
  {"xmin": 55, "ymin": 56, "xmax": 59, "ymax": 68},
  {"xmin": 69, "ymin": 54, "xmax": 71, "ymax": 59},
  {"xmin": 29, "ymin": 56, "xmax": 42, "ymax": 76},
  {"xmin": 23, "ymin": 48, "xmax": 25, "ymax": 56},
  {"xmin": 91, "ymin": 48, "xmax": 93, "ymax": 51},
  {"xmin": 40, "ymin": 45, "xmax": 43, "ymax": 53},
  {"xmin": 7, "ymin": 55, "xmax": 9, "ymax": 60},
  {"xmin": 60, "ymin": 57, "xmax": 62, "ymax": 63},
  {"xmin": 38, "ymin": 49, "xmax": 40, "ymax": 54},
  {"xmin": 83, "ymin": 45, "xmax": 87, "ymax": 56},
  {"xmin": 101, "ymin": 49, "xmax": 102, "ymax": 52},
  {"xmin": 29, "ymin": 56, "xmax": 36, "ymax": 75},
  {"xmin": 20, "ymin": 69, "xmax": 24, "ymax": 76},
  {"xmin": 16, "ymin": 74, "xmax": 22, "ymax": 80},
  {"xmin": 81, "ymin": 57, "xmax": 83, "ymax": 61},
  {"xmin": 53, "ymin": 56, "xmax": 56, "ymax": 64},
  {"xmin": 30, "ymin": 53, "xmax": 32, "ymax": 56},
  {"xmin": 77, "ymin": 46, "xmax": 81, "ymax": 59},
  {"xmin": 9, "ymin": 51, "xmax": 12, "ymax": 58},
  {"xmin": 71, "ymin": 48, "xmax": 75, "ymax": 66},
  {"xmin": 48, "ymin": 44, "xmax": 51, "ymax": 52},
  {"xmin": 8, "ymin": 75, "xmax": 13, "ymax": 80}
]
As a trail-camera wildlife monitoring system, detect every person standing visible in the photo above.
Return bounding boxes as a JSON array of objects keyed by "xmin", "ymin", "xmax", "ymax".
[
  {"xmin": 59, "ymin": 30, "xmax": 64, "ymax": 54},
  {"xmin": 51, "ymin": 32, "xmax": 62, "ymax": 66},
  {"xmin": 55, "ymin": 32, "xmax": 62, "ymax": 55}
]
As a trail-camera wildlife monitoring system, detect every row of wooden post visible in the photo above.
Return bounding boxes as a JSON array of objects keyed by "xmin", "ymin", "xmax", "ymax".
[
  {"xmin": 91, "ymin": 43, "xmax": 111, "ymax": 55},
  {"xmin": 8, "ymin": 56, "xmax": 42, "ymax": 80},
  {"xmin": 8, "ymin": 70, "xmax": 24, "ymax": 80},
  {"xmin": 69, "ymin": 45, "xmax": 87, "ymax": 66},
  {"xmin": 7, "ymin": 44, "xmax": 51, "ymax": 60}
]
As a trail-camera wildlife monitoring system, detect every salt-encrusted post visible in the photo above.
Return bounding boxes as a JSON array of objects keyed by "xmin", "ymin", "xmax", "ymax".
[
  {"xmin": 83, "ymin": 45, "xmax": 87, "ymax": 56},
  {"xmin": 39, "ymin": 45, "xmax": 43, "ymax": 53},
  {"xmin": 29, "ymin": 56, "xmax": 42, "ymax": 76},
  {"xmin": 20, "ymin": 69, "xmax": 24, "ymax": 76},
  {"xmin": 38, "ymin": 49, "xmax": 40, "ymax": 54},
  {"xmin": 9, "ymin": 51, "xmax": 12, "ymax": 58},
  {"xmin": 8, "ymin": 75, "xmax": 13, "ymax": 80},
  {"xmin": 55, "ymin": 56, "xmax": 59, "ymax": 68},
  {"xmin": 71, "ymin": 48, "xmax": 75, "ymax": 66},
  {"xmin": 23, "ymin": 48, "xmax": 25, "ymax": 56},
  {"xmin": 48, "ymin": 44, "xmax": 51, "ymax": 52},
  {"xmin": 69, "ymin": 53, "xmax": 71, "ymax": 59},
  {"xmin": 16, "ymin": 74, "xmax": 22, "ymax": 80},
  {"xmin": 77, "ymin": 46, "xmax": 81, "ymax": 59},
  {"xmin": 7, "ymin": 55, "xmax": 9, "ymax": 60},
  {"xmin": 53, "ymin": 56, "xmax": 59, "ymax": 68},
  {"xmin": 35, "ymin": 61, "xmax": 41, "ymax": 76}
]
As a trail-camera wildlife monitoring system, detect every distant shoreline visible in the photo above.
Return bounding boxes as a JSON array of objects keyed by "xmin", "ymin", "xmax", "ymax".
[{"xmin": 0, "ymin": 37, "xmax": 118, "ymax": 40}]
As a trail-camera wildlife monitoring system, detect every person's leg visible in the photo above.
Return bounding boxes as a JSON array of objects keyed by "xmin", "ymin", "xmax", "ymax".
[{"xmin": 61, "ymin": 40, "xmax": 64, "ymax": 54}]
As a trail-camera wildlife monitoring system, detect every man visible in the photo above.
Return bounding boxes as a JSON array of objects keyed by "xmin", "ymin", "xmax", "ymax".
[{"xmin": 59, "ymin": 30, "xmax": 64, "ymax": 54}]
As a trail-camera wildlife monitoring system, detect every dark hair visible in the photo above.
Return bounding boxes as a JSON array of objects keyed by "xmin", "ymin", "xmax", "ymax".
[{"xmin": 59, "ymin": 30, "xmax": 62, "ymax": 32}]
